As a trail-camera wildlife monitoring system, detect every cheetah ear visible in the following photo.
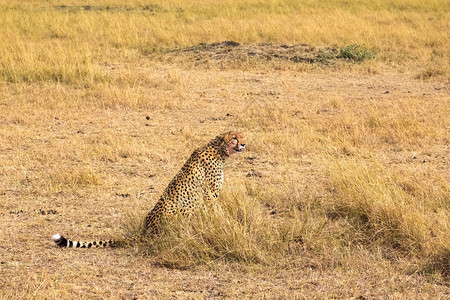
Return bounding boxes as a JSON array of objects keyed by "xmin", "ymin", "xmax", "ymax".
[{"xmin": 223, "ymin": 131, "xmax": 235, "ymax": 143}]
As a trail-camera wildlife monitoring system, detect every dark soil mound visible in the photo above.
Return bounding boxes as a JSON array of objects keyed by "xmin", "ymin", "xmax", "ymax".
[{"xmin": 170, "ymin": 41, "xmax": 343, "ymax": 65}]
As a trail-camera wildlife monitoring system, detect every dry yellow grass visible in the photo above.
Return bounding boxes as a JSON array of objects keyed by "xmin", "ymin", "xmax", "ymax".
[
  {"xmin": 1, "ymin": 0, "xmax": 449, "ymax": 298},
  {"xmin": 1, "ymin": 0, "xmax": 449, "ymax": 84}
]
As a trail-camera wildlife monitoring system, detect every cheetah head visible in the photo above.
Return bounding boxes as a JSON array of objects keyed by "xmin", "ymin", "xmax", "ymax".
[{"xmin": 223, "ymin": 131, "xmax": 245, "ymax": 155}]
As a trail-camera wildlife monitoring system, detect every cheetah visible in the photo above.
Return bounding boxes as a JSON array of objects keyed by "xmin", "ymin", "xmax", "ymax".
[{"xmin": 52, "ymin": 131, "xmax": 246, "ymax": 248}]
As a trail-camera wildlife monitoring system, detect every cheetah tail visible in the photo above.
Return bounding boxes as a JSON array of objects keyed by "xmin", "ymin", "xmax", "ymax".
[{"xmin": 52, "ymin": 233, "xmax": 118, "ymax": 248}]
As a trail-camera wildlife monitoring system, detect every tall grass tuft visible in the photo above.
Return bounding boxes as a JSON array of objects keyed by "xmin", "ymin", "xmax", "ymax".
[
  {"xmin": 124, "ymin": 182, "xmax": 319, "ymax": 268},
  {"xmin": 325, "ymin": 156, "xmax": 450, "ymax": 275}
]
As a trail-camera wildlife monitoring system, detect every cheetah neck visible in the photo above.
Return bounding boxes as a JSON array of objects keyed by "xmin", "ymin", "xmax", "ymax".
[{"xmin": 206, "ymin": 136, "xmax": 229, "ymax": 160}]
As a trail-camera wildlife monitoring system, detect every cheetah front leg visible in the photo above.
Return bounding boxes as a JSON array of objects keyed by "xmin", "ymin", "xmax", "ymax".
[{"xmin": 203, "ymin": 189, "xmax": 219, "ymax": 207}]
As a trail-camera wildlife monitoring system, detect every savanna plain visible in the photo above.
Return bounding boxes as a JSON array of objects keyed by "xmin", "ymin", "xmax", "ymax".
[{"xmin": 0, "ymin": 0, "xmax": 449, "ymax": 298}]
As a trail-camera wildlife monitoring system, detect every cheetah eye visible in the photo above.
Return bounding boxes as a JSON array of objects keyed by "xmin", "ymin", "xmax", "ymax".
[{"xmin": 233, "ymin": 137, "xmax": 238, "ymax": 141}]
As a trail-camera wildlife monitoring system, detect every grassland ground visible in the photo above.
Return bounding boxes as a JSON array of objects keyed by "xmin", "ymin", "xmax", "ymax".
[
  {"xmin": 1, "ymin": 0, "xmax": 449, "ymax": 298},
  {"xmin": 1, "ymin": 57, "xmax": 449, "ymax": 297}
]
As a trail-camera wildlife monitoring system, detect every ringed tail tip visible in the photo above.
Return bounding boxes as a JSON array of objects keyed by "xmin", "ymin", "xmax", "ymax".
[{"xmin": 52, "ymin": 233, "xmax": 62, "ymax": 242}]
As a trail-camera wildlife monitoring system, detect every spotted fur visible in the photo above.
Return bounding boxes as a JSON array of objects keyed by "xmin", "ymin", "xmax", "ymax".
[{"xmin": 52, "ymin": 131, "xmax": 245, "ymax": 248}]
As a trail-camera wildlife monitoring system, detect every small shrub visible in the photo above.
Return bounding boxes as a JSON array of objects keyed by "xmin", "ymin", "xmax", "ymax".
[
  {"xmin": 317, "ymin": 49, "xmax": 337, "ymax": 63},
  {"xmin": 337, "ymin": 44, "xmax": 376, "ymax": 62}
]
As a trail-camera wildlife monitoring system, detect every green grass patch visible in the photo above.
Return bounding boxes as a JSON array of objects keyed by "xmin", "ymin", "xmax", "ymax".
[{"xmin": 337, "ymin": 44, "xmax": 377, "ymax": 62}]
